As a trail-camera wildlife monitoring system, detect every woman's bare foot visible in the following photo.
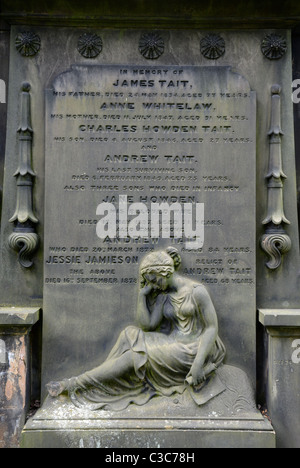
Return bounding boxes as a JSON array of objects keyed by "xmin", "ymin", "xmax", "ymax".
[{"xmin": 46, "ymin": 380, "xmax": 67, "ymax": 397}]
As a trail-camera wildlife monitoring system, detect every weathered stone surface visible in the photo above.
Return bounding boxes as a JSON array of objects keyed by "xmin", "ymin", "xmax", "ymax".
[
  {"xmin": 0, "ymin": 308, "xmax": 40, "ymax": 448},
  {"xmin": 259, "ymin": 309, "xmax": 300, "ymax": 448}
]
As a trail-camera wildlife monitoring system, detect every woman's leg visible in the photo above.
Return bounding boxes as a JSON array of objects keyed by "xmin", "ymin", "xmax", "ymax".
[
  {"xmin": 46, "ymin": 349, "xmax": 135, "ymax": 397},
  {"xmin": 78, "ymin": 349, "xmax": 136, "ymax": 385}
]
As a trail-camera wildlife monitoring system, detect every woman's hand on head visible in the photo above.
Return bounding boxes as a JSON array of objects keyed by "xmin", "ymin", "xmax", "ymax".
[{"xmin": 140, "ymin": 284, "xmax": 154, "ymax": 296}]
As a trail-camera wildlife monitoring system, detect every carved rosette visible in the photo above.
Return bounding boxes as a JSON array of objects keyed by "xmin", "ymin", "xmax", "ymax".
[
  {"xmin": 15, "ymin": 31, "xmax": 41, "ymax": 57},
  {"xmin": 261, "ymin": 34, "xmax": 287, "ymax": 60},
  {"xmin": 139, "ymin": 33, "xmax": 165, "ymax": 60},
  {"xmin": 260, "ymin": 85, "xmax": 291, "ymax": 269},
  {"xmin": 77, "ymin": 33, "xmax": 103, "ymax": 58},
  {"xmin": 8, "ymin": 83, "xmax": 39, "ymax": 268},
  {"xmin": 200, "ymin": 34, "xmax": 225, "ymax": 60}
]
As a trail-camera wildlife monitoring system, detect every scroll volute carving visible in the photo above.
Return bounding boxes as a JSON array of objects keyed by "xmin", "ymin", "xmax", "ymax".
[{"xmin": 8, "ymin": 82, "xmax": 39, "ymax": 268}]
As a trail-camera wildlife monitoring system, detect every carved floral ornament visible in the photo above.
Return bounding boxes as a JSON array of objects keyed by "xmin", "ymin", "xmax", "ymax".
[
  {"xmin": 139, "ymin": 33, "xmax": 165, "ymax": 60},
  {"xmin": 15, "ymin": 31, "xmax": 41, "ymax": 57},
  {"xmin": 14, "ymin": 30, "xmax": 288, "ymax": 60},
  {"xmin": 261, "ymin": 34, "xmax": 287, "ymax": 60},
  {"xmin": 77, "ymin": 33, "xmax": 103, "ymax": 59},
  {"xmin": 200, "ymin": 34, "xmax": 225, "ymax": 60}
]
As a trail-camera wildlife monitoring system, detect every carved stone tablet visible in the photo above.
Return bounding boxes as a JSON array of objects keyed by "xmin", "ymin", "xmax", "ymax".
[{"xmin": 43, "ymin": 65, "xmax": 256, "ymax": 392}]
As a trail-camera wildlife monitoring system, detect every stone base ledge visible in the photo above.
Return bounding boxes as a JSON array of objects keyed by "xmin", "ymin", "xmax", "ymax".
[
  {"xmin": 21, "ymin": 425, "xmax": 276, "ymax": 449},
  {"xmin": 259, "ymin": 309, "xmax": 300, "ymax": 328},
  {"xmin": 0, "ymin": 307, "xmax": 40, "ymax": 327}
]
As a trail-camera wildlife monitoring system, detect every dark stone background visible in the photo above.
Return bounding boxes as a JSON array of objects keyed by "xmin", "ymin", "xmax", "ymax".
[
  {"xmin": 0, "ymin": 0, "xmax": 300, "ymax": 28},
  {"xmin": 0, "ymin": 21, "xmax": 9, "ymax": 222}
]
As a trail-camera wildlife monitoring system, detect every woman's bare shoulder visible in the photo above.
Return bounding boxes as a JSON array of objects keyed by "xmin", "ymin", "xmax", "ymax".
[
  {"xmin": 177, "ymin": 275, "xmax": 209, "ymax": 297},
  {"xmin": 191, "ymin": 282, "xmax": 212, "ymax": 305}
]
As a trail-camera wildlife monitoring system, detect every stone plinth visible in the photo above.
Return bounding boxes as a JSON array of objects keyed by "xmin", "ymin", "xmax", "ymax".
[
  {"xmin": 22, "ymin": 364, "xmax": 275, "ymax": 448},
  {"xmin": 21, "ymin": 406, "xmax": 275, "ymax": 449},
  {"xmin": 259, "ymin": 309, "xmax": 300, "ymax": 448},
  {"xmin": 0, "ymin": 308, "xmax": 40, "ymax": 448}
]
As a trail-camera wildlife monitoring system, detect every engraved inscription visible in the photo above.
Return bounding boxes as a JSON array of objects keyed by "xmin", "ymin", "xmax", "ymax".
[{"xmin": 45, "ymin": 66, "xmax": 255, "ymax": 288}]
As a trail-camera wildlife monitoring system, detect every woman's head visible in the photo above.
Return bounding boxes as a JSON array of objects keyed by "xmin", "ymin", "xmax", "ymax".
[{"xmin": 140, "ymin": 247, "xmax": 181, "ymax": 291}]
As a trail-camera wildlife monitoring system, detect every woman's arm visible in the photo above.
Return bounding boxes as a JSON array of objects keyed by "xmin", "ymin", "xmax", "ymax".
[
  {"xmin": 187, "ymin": 285, "xmax": 219, "ymax": 385},
  {"xmin": 136, "ymin": 286, "xmax": 164, "ymax": 331}
]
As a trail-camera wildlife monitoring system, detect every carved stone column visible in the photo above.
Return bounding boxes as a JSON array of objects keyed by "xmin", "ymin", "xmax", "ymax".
[
  {"xmin": 0, "ymin": 308, "xmax": 40, "ymax": 448},
  {"xmin": 260, "ymin": 85, "xmax": 291, "ymax": 269},
  {"xmin": 8, "ymin": 82, "xmax": 39, "ymax": 268}
]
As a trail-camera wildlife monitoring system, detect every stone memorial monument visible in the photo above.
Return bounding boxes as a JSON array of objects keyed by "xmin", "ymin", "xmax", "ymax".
[{"xmin": 0, "ymin": 1, "xmax": 300, "ymax": 449}]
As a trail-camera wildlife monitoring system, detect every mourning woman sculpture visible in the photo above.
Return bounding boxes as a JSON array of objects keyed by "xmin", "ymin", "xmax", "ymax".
[{"xmin": 46, "ymin": 247, "xmax": 226, "ymax": 410}]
